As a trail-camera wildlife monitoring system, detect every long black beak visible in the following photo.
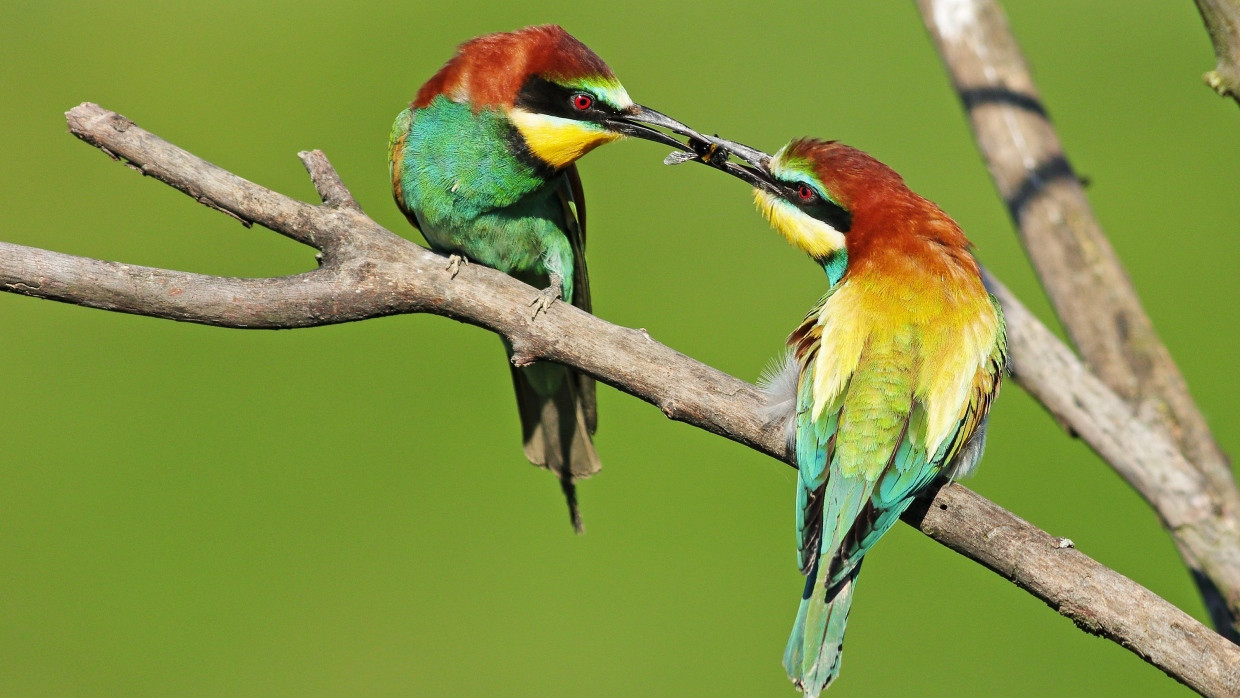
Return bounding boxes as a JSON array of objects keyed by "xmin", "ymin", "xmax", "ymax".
[
  {"xmin": 605, "ymin": 104, "xmax": 707, "ymax": 152},
  {"xmin": 668, "ymin": 134, "xmax": 781, "ymax": 196}
]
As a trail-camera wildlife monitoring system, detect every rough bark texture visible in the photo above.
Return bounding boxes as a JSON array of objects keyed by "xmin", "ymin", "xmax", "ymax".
[
  {"xmin": 1, "ymin": 102, "xmax": 1237, "ymax": 696},
  {"xmin": 917, "ymin": 0, "xmax": 1240, "ymax": 640},
  {"xmin": 1195, "ymin": 0, "xmax": 1240, "ymax": 106},
  {"xmin": 906, "ymin": 487, "xmax": 1240, "ymax": 697}
]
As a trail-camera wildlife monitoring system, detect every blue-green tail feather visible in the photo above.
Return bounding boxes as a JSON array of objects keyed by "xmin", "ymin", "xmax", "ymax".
[{"xmin": 784, "ymin": 560, "xmax": 860, "ymax": 697}]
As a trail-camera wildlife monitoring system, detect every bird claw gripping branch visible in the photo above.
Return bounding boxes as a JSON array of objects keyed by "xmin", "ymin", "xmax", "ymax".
[
  {"xmin": 388, "ymin": 25, "xmax": 705, "ymax": 531},
  {"xmin": 445, "ymin": 254, "xmax": 467, "ymax": 279},
  {"xmin": 528, "ymin": 276, "xmax": 563, "ymax": 320}
]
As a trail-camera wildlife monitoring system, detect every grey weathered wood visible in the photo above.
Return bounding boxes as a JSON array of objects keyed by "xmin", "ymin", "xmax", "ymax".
[
  {"xmin": 907, "ymin": 486, "xmax": 1240, "ymax": 697},
  {"xmin": 917, "ymin": 0, "xmax": 1240, "ymax": 640},
  {"xmin": 1195, "ymin": 0, "xmax": 1240, "ymax": 106},
  {"xmin": 0, "ymin": 102, "xmax": 1236, "ymax": 695}
]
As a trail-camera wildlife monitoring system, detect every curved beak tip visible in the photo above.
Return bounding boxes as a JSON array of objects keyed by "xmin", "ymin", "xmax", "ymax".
[
  {"xmin": 611, "ymin": 106, "xmax": 779, "ymax": 194},
  {"xmin": 674, "ymin": 137, "xmax": 780, "ymax": 194}
]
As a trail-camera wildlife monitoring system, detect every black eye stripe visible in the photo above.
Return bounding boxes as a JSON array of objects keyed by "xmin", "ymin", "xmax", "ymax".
[
  {"xmin": 514, "ymin": 75, "xmax": 615, "ymax": 122},
  {"xmin": 782, "ymin": 181, "xmax": 851, "ymax": 232}
]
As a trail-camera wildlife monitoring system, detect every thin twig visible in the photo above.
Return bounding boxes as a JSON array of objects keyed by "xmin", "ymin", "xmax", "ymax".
[
  {"xmin": 1194, "ymin": 0, "xmax": 1240, "ymax": 106},
  {"xmin": 0, "ymin": 102, "xmax": 1236, "ymax": 695},
  {"xmin": 916, "ymin": 0, "xmax": 1240, "ymax": 639},
  {"xmin": 299, "ymin": 149, "xmax": 363, "ymax": 212}
]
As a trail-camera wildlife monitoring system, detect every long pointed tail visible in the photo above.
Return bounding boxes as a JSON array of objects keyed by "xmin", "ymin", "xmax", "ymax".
[
  {"xmin": 784, "ymin": 562, "xmax": 861, "ymax": 697},
  {"xmin": 509, "ymin": 360, "xmax": 601, "ymax": 533}
]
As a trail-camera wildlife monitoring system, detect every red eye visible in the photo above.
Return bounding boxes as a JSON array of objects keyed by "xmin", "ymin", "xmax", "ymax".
[
  {"xmin": 572, "ymin": 93, "xmax": 594, "ymax": 111},
  {"xmin": 797, "ymin": 184, "xmax": 816, "ymax": 202}
]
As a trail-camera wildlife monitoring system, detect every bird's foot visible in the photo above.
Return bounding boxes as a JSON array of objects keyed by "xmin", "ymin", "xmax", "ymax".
[
  {"xmin": 445, "ymin": 254, "xmax": 467, "ymax": 279},
  {"xmin": 529, "ymin": 285, "xmax": 562, "ymax": 320}
]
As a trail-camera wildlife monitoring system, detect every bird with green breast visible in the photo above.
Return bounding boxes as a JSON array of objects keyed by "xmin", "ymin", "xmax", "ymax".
[
  {"xmin": 674, "ymin": 136, "xmax": 1008, "ymax": 694},
  {"xmin": 388, "ymin": 25, "xmax": 702, "ymax": 532}
]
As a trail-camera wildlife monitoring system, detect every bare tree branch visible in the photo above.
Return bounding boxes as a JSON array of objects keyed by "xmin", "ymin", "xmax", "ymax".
[
  {"xmin": 2, "ymin": 102, "xmax": 1236, "ymax": 695},
  {"xmin": 917, "ymin": 0, "xmax": 1240, "ymax": 639},
  {"xmin": 906, "ymin": 487, "xmax": 1240, "ymax": 698},
  {"xmin": 1194, "ymin": 0, "xmax": 1240, "ymax": 106},
  {"xmin": 299, "ymin": 149, "xmax": 362, "ymax": 213}
]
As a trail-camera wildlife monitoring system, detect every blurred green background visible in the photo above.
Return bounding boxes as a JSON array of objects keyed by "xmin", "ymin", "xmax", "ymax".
[{"xmin": 1, "ymin": 2, "xmax": 1236, "ymax": 696}]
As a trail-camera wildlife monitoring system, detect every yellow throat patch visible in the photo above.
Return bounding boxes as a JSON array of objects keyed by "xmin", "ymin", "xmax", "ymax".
[
  {"xmin": 509, "ymin": 109, "xmax": 622, "ymax": 169},
  {"xmin": 753, "ymin": 189, "xmax": 846, "ymax": 259}
]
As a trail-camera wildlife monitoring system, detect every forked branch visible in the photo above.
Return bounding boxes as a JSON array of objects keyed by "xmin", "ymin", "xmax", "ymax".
[
  {"xmin": 0, "ymin": 103, "xmax": 1235, "ymax": 696},
  {"xmin": 917, "ymin": 0, "xmax": 1240, "ymax": 640}
]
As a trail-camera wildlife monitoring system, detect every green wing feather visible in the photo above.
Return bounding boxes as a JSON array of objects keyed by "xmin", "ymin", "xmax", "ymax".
[
  {"xmin": 388, "ymin": 103, "xmax": 603, "ymax": 532},
  {"xmin": 388, "ymin": 107, "xmax": 421, "ymax": 233},
  {"xmin": 554, "ymin": 164, "xmax": 597, "ymax": 433},
  {"xmin": 786, "ymin": 292, "xmax": 1008, "ymax": 694},
  {"xmin": 790, "ymin": 287, "xmax": 842, "ymax": 573}
]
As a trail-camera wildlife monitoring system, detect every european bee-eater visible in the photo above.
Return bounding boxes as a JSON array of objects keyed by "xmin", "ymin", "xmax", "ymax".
[
  {"xmin": 388, "ymin": 25, "xmax": 701, "ymax": 531},
  {"xmin": 682, "ymin": 137, "xmax": 1007, "ymax": 694}
]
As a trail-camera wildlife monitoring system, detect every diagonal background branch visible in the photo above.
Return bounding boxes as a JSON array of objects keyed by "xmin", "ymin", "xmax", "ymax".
[
  {"xmin": 917, "ymin": 0, "xmax": 1240, "ymax": 640},
  {"xmin": 0, "ymin": 102, "xmax": 1236, "ymax": 695}
]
